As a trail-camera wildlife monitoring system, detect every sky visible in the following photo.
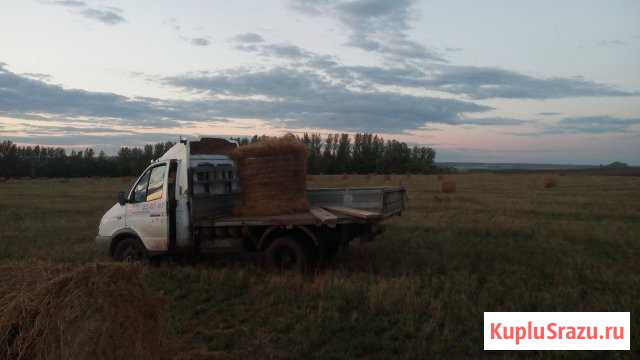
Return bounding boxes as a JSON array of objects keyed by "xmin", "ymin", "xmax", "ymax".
[{"xmin": 1, "ymin": 0, "xmax": 639, "ymax": 164}]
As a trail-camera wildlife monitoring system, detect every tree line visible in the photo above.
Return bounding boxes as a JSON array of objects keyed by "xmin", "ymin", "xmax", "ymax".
[
  {"xmin": 232, "ymin": 133, "xmax": 436, "ymax": 174},
  {"xmin": 0, "ymin": 133, "xmax": 435, "ymax": 178},
  {"xmin": 0, "ymin": 141, "xmax": 175, "ymax": 178}
]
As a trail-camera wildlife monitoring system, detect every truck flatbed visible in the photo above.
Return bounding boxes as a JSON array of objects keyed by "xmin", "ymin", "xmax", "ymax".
[{"xmin": 193, "ymin": 186, "xmax": 406, "ymax": 228}]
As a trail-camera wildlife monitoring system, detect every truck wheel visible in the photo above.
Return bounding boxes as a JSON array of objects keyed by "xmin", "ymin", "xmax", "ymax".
[
  {"xmin": 113, "ymin": 237, "xmax": 148, "ymax": 263},
  {"xmin": 265, "ymin": 236, "xmax": 309, "ymax": 272}
]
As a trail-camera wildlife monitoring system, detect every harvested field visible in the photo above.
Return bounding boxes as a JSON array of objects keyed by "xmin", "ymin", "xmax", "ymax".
[{"xmin": 1, "ymin": 173, "xmax": 639, "ymax": 358}]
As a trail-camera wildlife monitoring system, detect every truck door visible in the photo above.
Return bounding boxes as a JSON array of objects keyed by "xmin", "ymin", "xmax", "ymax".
[{"xmin": 125, "ymin": 162, "xmax": 169, "ymax": 251}]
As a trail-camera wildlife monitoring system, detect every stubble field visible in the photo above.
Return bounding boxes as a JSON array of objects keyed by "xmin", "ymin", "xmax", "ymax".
[{"xmin": 1, "ymin": 173, "xmax": 639, "ymax": 359}]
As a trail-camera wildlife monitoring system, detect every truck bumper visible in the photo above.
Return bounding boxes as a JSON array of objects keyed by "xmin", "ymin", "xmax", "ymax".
[{"xmin": 95, "ymin": 235, "xmax": 112, "ymax": 256}]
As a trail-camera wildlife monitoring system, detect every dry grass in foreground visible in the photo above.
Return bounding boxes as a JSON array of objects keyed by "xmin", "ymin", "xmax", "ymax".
[{"xmin": 0, "ymin": 262, "xmax": 168, "ymax": 360}]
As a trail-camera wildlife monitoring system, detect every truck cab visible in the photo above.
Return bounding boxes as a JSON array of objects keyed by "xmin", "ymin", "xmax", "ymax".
[{"xmin": 96, "ymin": 138, "xmax": 405, "ymax": 270}]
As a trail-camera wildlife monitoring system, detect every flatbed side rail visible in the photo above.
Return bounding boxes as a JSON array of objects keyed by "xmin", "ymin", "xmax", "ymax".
[{"xmin": 307, "ymin": 186, "xmax": 406, "ymax": 216}]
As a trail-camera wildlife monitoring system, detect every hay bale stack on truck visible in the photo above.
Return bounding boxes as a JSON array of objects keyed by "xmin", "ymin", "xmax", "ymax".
[{"xmin": 96, "ymin": 138, "xmax": 406, "ymax": 270}]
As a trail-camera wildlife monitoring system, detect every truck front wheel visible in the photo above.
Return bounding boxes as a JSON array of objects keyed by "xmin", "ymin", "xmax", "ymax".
[
  {"xmin": 113, "ymin": 237, "xmax": 148, "ymax": 263},
  {"xmin": 265, "ymin": 236, "xmax": 309, "ymax": 272}
]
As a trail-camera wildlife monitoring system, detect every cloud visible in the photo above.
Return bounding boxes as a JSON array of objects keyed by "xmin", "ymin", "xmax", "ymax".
[
  {"xmin": 44, "ymin": 0, "xmax": 126, "ymax": 25},
  {"xmin": 1, "ymin": 61, "xmax": 493, "ymax": 134},
  {"xmin": 597, "ymin": 40, "xmax": 627, "ymax": 47},
  {"xmin": 232, "ymin": 32, "xmax": 265, "ymax": 43},
  {"xmin": 190, "ymin": 38, "xmax": 211, "ymax": 46},
  {"xmin": 346, "ymin": 34, "xmax": 444, "ymax": 62},
  {"xmin": 2, "ymin": 133, "xmax": 190, "ymax": 149},
  {"xmin": 163, "ymin": 17, "xmax": 181, "ymax": 32},
  {"xmin": 261, "ymin": 43, "xmax": 312, "ymax": 59},
  {"xmin": 290, "ymin": 0, "xmax": 445, "ymax": 62},
  {"xmin": 1, "ymin": 123, "xmax": 134, "ymax": 135},
  {"xmin": 290, "ymin": 0, "xmax": 334, "ymax": 15},
  {"xmin": 80, "ymin": 7, "xmax": 125, "ymax": 25},
  {"xmin": 233, "ymin": 40, "xmax": 318, "ymax": 60},
  {"xmin": 163, "ymin": 18, "xmax": 211, "ymax": 47},
  {"xmin": 506, "ymin": 115, "xmax": 640, "ymax": 136},
  {"xmin": 21, "ymin": 72, "xmax": 54, "ymax": 82},
  {"xmin": 164, "ymin": 67, "xmax": 331, "ymax": 98},
  {"xmin": 230, "ymin": 35, "xmax": 637, "ymax": 101},
  {"xmin": 545, "ymin": 116, "xmax": 640, "ymax": 134},
  {"xmin": 51, "ymin": 0, "xmax": 86, "ymax": 7},
  {"xmin": 427, "ymin": 65, "xmax": 639, "ymax": 99},
  {"xmin": 231, "ymin": 39, "xmax": 344, "ymax": 74},
  {"xmin": 9, "ymin": 52, "xmax": 633, "ymax": 137},
  {"xmin": 0, "ymin": 63, "xmax": 183, "ymax": 126},
  {"xmin": 336, "ymin": 64, "xmax": 638, "ymax": 99},
  {"xmin": 219, "ymin": 5, "xmax": 639, "ymax": 101},
  {"xmin": 538, "ymin": 112, "xmax": 563, "ymax": 116},
  {"xmin": 452, "ymin": 117, "xmax": 528, "ymax": 126},
  {"xmin": 164, "ymin": 66, "xmax": 492, "ymax": 133}
]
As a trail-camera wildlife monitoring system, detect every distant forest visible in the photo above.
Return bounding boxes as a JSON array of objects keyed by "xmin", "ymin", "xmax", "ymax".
[{"xmin": 0, "ymin": 133, "xmax": 435, "ymax": 178}]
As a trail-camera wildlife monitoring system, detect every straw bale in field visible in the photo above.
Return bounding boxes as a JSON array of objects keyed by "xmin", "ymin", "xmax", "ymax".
[
  {"xmin": 543, "ymin": 176, "xmax": 557, "ymax": 188},
  {"xmin": 231, "ymin": 136, "xmax": 309, "ymax": 216},
  {"xmin": 0, "ymin": 262, "xmax": 167, "ymax": 360},
  {"xmin": 441, "ymin": 179, "xmax": 457, "ymax": 193}
]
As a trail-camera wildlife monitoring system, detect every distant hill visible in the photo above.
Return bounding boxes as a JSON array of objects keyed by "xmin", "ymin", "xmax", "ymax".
[
  {"xmin": 437, "ymin": 162, "xmax": 597, "ymax": 171},
  {"xmin": 437, "ymin": 162, "xmax": 640, "ymax": 176},
  {"xmin": 605, "ymin": 161, "xmax": 628, "ymax": 168}
]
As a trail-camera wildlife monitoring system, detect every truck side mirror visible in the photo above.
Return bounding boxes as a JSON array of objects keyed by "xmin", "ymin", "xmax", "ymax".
[{"xmin": 117, "ymin": 191, "xmax": 127, "ymax": 206}]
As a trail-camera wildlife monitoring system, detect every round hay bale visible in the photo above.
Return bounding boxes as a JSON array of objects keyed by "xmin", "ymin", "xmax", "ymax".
[
  {"xmin": 441, "ymin": 179, "xmax": 456, "ymax": 193},
  {"xmin": 543, "ymin": 176, "xmax": 557, "ymax": 188},
  {"xmin": 0, "ymin": 262, "xmax": 167, "ymax": 360},
  {"xmin": 190, "ymin": 137, "xmax": 237, "ymax": 155},
  {"xmin": 231, "ymin": 136, "xmax": 309, "ymax": 216}
]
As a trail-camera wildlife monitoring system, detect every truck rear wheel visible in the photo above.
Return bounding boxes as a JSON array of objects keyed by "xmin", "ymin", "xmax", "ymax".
[
  {"xmin": 265, "ymin": 236, "xmax": 309, "ymax": 272},
  {"xmin": 113, "ymin": 237, "xmax": 148, "ymax": 263}
]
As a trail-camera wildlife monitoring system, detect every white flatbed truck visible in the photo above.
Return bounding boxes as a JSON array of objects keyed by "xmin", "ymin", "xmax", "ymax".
[{"xmin": 96, "ymin": 138, "xmax": 406, "ymax": 270}]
